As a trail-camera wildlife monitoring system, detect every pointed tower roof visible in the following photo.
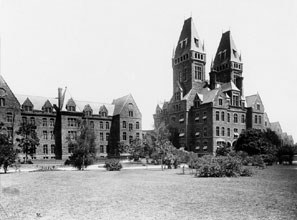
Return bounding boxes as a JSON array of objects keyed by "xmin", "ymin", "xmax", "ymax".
[
  {"xmin": 174, "ymin": 17, "xmax": 205, "ymax": 58},
  {"xmin": 213, "ymin": 31, "xmax": 241, "ymax": 66}
]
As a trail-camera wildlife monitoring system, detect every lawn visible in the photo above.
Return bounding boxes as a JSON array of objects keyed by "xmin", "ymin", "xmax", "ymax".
[{"xmin": 0, "ymin": 165, "xmax": 297, "ymax": 220}]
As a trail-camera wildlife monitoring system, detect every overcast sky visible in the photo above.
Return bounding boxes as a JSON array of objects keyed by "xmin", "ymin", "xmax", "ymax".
[{"xmin": 0, "ymin": 0, "xmax": 296, "ymax": 143}]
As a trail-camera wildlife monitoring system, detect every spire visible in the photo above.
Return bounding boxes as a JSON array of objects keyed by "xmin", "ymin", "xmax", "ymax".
[
  {"xmin": 172, "ymin": 46, "xmax": 175, "ymax": 59},
  {"xmin": 174, "ymin": 17, "xmax": 204, "ymax": 58},
  {"xmin": 213, "ymin": 30, "xmax": 241, "ymax": 67}
]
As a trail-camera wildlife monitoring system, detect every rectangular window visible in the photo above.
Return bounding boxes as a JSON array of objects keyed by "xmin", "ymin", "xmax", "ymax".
[
  {"xmin": 50, "ymin": 131, "xmax": 54, "ymax": 140},
  {"xmin": 221, "ymin": 127, "xmax": 225, "ymax": 136},
  {"xmin": 257, "ymin": 104, "xmax": 260, "ymax": 110},
  {"xmin": 90, "ymin": 121, "xmax": 94, "ymax": 128},
  {"xmin": 43, "ymin": 131, "xmax": 48, "ymax": 140},
  {"xmin": 221, "ymin": 112, "xmax": 225, "ymax": 121},
  {"xmin": 203, "ymin": 112, "xmax": 207, "ymax": 123},
  {"xmin": 227, "ymin": 128, "xmax": 230, "ymax": 137},
  {"xmin": 136, "ymin": 122, "xmax": 140, "ymax": 129},
  {"xmin": 129, "ymin": 111, "xmax": 133, "ymax": 117},
  {"xmin": 123, "ymin": 132, "xmax": 127, "ymax": 141},
  {"xmin": 68, "ymin": 118, "xmax": 77, "ymax": 127},
  {"xmin": 100, "ymin": 121, "xmax": 103, "ymax": 129},
  {"xmin": 22, "ymin": 117, "xmax": 27, "ymax": 124},
  {"xmin": 129, "ymin": 136, "xmax": 133, "ymax": 144},
  {"xmin": 255, "ymin": 115, "xmax": 258, "ymax": 124},
  {"xmin": 43, "ymin": 145, "xmax": 48, "ymax": 154},
  {"xmin": 50, "ymin": 118, "xmax": 55, "ymax": 127},
  {"xmin": 227, "ymin": 113, "xmax": 230, "ymax": 123},
  {"xmin": 216, "ymin": 127, "xmax": 220, "ymax": 136},
  {"xmin": 129, "ymin": 123, "xmax": 133, "ymax": 131},
  {"xmin": 30, "ymin": 117, "xmax": 35, "ymax": 125},
  {"xmin": 259, "ymin": 116, "xmax": 262, "ymax": 124},
  {"xmin": 51, "ymin": 145, "xmax": 55, "ymax": 154},
  {"xmin": 203, "ymin": 127, "xmax": 207, "ymax": 137},
  {"xmin": 100, "ymin": 132, "xmax": 104, "ymax": 141},
  {"xmin": 6, "ymin": 112, "xmax": 13, "ymax": 123},
  {"xmin": 106, "ymin": 133, "xmax": 109, "ymax": 141},
  {"xmin": 106, "ymin": 122, "xmax": 110, "ymax": 130},
  {"xmin": 7, "ymin": 127, "xmax": 13, "ymax": 138},
  {"xmin": 68, "ymin": 131, "xmax": 77, "ymax": 139},
  {"xmin": 100, "ymin": 145, "xmax": 104, "ymax": 153},
  {"xmin": 123, "ymin": 121, "xmax": 126, "ymax": 129},
  {"xmin": 219, "ymin": 99, "xmax": 223, "ymax": 106},
  {"xmin": 43, "ymin": 118, "xmax": 47, "ymax": 126},
  {"xmin": 136, "ymin": 133, "xmax": 140, "ymax": 139}
]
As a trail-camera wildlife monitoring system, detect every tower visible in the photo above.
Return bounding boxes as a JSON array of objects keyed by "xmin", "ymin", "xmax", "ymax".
[
  {"xmin": 172, "ymin": 17, "xmax": 206, "ymax": 99},
  {"xmin": 210, "ymin": 31, "xmax": 243, "ymax": 96}
]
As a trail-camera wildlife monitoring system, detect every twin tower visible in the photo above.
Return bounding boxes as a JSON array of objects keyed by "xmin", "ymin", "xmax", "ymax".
[{"xmin": 172, "ymin": 17, "xmax": 243, "ymax": 98}]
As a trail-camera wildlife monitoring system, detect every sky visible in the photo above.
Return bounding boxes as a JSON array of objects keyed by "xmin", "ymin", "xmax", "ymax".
[{"xmin": 0, "ymin": 0, "xmax": 296, "ymax": 143}]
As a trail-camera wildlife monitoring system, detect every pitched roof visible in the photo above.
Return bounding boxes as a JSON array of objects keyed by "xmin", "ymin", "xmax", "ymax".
[
  {"xmin": 245, "ymin": 94, "xmax": 258, "ymax": 107},
  {"xmin": 22, "ymin": 97, "xmax": 34, "ymax": 107},
  {"xmin": 112, "ymin": 94, "xmax": 131, "ymax": 116},
  {"xmin": 213, "ymin": 31, "xmax": 242, "ymax": 67},
  {"xmin": 220, "ymin": 81, "xmax": 239, "ymax": 92},
  {"xmin": 72, "ymin": 100, "xmax": 114, "ymax": 116},
  {"xmin": 174, "ymin": 17, "xmax": 205, "ymax": 58},
  {"xmin": 16, "ymin": 94, "xmax": 58, "ymax": 111}
]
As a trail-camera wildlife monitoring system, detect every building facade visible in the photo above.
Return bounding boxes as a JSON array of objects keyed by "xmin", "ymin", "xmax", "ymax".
[
  {"xmin": 0, "ymin": 75, "xmax": 142, "ymax": 160},
  {"xmin": 153, "ymin": 17, "xmax": 278, "ymax": 155}
]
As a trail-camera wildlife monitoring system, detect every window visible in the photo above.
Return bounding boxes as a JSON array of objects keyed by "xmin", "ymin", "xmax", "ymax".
[
  {"xmin": 255, "ymin": 115, "xmax": 258, "ymax": 124},
  {"xmin": 68, "ymin": 118, "xmax": 77, "ymax": 127},
  {"xmin": 241, "ymin": 114, "xmax": 245, "ymax": 123},
  {"xmin": 123, "ymin": 132, "xmax": 127, "ymax": 140},
  {"xmin": 43, "ymin": 145, "xmax": 48, "ymax": 154},
  {"xmin": 43, "ymin": 131, "xmax": 48, "ymax": 140},
  {"xmin": 100, "ymin": 121, "xmax": 103, "ymax": 129},
  {"xmin": 216, "ymin": 111, "xmax": 220, "ymax": 121},
  {"xmin": 136, "ymin": 122, "xmax": 139, "ymax": 129},
  {"xmin": 100, "ymin": 145, "xmax": 104, "ymax": 153},
  {"xmin": 203, "ymin": 112, "xmax": 207, "ymax": 123},
  {"xmin": 129, "ymin": 123, "xmax": 133, "ymax": 131},
  {"xmin": 175, "ymin": 92, "xmax": 181, "ymax": 101},
  {"xmin": 234, "ymin": 114, "xmax": 238, "ymax": 123},
  {"xmin": 85, "ymin": 110, "xmax": 92, "ymax": 117},
  {"xmin": 100, "ymin": 132, "xmax": 104, "ymax": 141},
  {"xmin": 179, "ymin": 114, "xmax": 184, "ymax": 123},
  {"xmin": 7, "ymin": 112, "xmax": 13, "ymax": 123},
  {"xmin": 129, "ymin": 111, "xmax": 133, "ymax": 117},
  {"xmin": 7, "ymin": 127, "xmax": 13, "ymax": 138},
  {"xmin": 44, "ymin": 107, "xmax": 52, "ymax": 113},
  {"xmin": 50, "ymin": 118, "xmax": 55, "ymax": 127},
  {"xmin": 22, "ymin": 117, "xmax": 27, "ymax": 124},
  {"xmin": 106, "ymin": 133, "xmax": 109, "ymax": 141},
  {"xmin": 128, "ymin": 103, "xmax": 134, "ymax": 117},
  {"xmin": 0, "ymin": 98, "xmax": 5, "ymax": 106},
  {"xmin": 30, "ymin": 117, "xmax": 35, "ymax": 125},
  {"xmin": 195, "ymin": 113, "xmax": 199, "ymax": 122},
  {"xmin": 221, "ymin": 112, "xmax": 225, "ymax": 121},
  {"xmin": 101, "ymin": 111, "xmax": 107, "ymax": 117},
  {"xmin": 136, "ymin": 133, "xmax": 140, "ymax": 139},
  {"xmin": 42, "ymin": 118, "xmax": 47, "ymax": 126},
  {"xmin": 203, "ymin": 127, "xmax": 207, "ymax": 137},
  {"xmin": 67, "ymin": 106, "xmax": 76, "ymax": 112},
  {"xmin": 194, "ymin": 99, "xmax": 200, "ymax": 108},
  {"xmin": 234, "ymin": 128, "xmax": 239, "ymax": 138},
  {"xmin": 129, "ymin": 136, "xmax": 133, "ymax": 144},
  {"xmin": 194, "ymin": 65, "xmax": 202, "ymax": 80},
  {"xmin": 221, "ymin": 127, "xmax": 225, "ymax": 136},
  {"xmin": 51, "ymin": 145, "xmax": 55, "ymax": 154},
  {"xmin": 227, "ymin": 128, "xmax": 230, "ymax": 137},
  {"xmin": 227, "ymin": 113, "xmax": 230, "ymax": 123},
  {"xmin": 259, "ymin": 115, "xmax": 262, "ymax": 124},
  {"xmin": 90, "ymin": 121, "xmax": 94, "ymax": 128},
  {"xmin": 232, "ymin": 95, "xmax": 239, "ymax": 106},
  {"xmin": 50, "ymin": 131, "xmax": 54, "ymax": 140},
  {"xmin": 106, "ymin": 122, "xmax": 110, "ymax": 130},
  {"xmin": 216, "ymin": 127, "xmax": 220, "ymax": 136},
  {"xmin": 219, "ymin": 98, "xmax": 223, "ymax": 106},
  {"xmin": 123, "ymin": 121, "xmax": 126, "ymax": 129},
  {"xmin": 257, "ymin": 104, "xmax": 260, "ymax": 110},
  {"xmin": 68, "ymin": 131, "xmax": 77, "ymax": 139},
  {"xmin": 179, "ymin": 72, "xmax": 182, "ymax": 82}
]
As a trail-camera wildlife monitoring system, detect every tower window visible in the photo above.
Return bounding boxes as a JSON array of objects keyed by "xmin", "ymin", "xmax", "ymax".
[{"xmin": 194, "ymin": 65, "xmax": 202, "ymax": 80}]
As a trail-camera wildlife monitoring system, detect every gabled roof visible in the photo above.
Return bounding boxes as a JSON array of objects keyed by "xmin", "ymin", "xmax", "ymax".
[
  {"xmin": 112, "ymin": 94, "xmax": 131, "ymax": 116},
  {"xmin": 0, "ymin": 75, "xmax": 21, "ymax": 108},
  {"xmin": 220, "ymin": 81, "xmax": 240, "ymax": 92},
  {"xmin": 174, "ymin": 17, "xmax": 205, "ymax": 58},
  {"xmin": 73, "ymin": 100, "xmax": 114, "ymax": 116},
  {"xmin": 99, "ymin": 105, "xmax": 108, "ymax": 113},
  {"xmin": 22, "ymin": 97, "xmax": 34, "ymax": 107},
  {"xmin": 246, "ymin": 93, "xmax": 263, "ymax": 109},
  {"xmin": 42, "ymin": 100, "xmax": 52, "ymax": 108},
  {"xmin": 213, "ymin": 31, "xmax": 242, "ymax": 67},
  {"xmin": 155, "ymin": 104, "xmax": 162, "ymax": 113},
  {"xmin": 16, "ymin": 94, "xmax": 58, "ymax": 111},
  {"xmin": 83, "ymin": 104, "xmax": 92, "ymax": 112},
  {"xmin": 66, "ymin": 98, "xmax": 76, "ymax": 107}
]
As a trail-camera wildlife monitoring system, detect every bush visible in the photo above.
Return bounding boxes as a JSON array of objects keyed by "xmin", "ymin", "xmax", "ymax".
[
  {"xmin": 261, "ymin": 154, "xmax": 276, "ymax": 165},
  {"xmin": 104, "ymin": 159, "xmax": 122, "ymax": 171},
  {"xmin": 194, "ymin": 155, "xmax": 252, "ymax": 177}
]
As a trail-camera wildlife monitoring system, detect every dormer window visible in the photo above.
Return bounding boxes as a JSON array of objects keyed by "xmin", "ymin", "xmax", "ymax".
[
  {"xmin": 44, "ymin": 107, "xmax": 52, "ymax": 113},
  {"xmin": 67, "ymin": 106, "xmax": 76, "ymax": 112},
  {"xmin": 219, "ymin": 98, "xmax": 223, "ymax": 106},
  {"xmin": 256, "ymin": 104, "xmax": 260, "ymax": 110},
  {"xmin": 128, "ymin": 103, "xmax": 133, "ymax": 117},
  {"xmin": 23, "ymin": 105, "xmax": 33, "ymax": 112},
  {"xmin": 194, "ymin": 38, "xmax": 199, "ymax": 47},
  {"xmin": 175, "ymin": 92, "xmax": 181, "ymax": 101}
]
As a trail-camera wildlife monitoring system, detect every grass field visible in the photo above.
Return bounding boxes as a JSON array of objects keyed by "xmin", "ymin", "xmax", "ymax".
[{"xmin": 0, "ymin": 165, "xmax": 297, "ymax": 220}]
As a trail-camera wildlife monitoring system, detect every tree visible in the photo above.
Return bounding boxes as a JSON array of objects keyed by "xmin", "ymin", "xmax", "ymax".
[
  {"xmin": 118, "ymin": 138, "xmax": 152, "ymax": 161},
  {"xmin": 277, "ymin": 145, "xmax": 295, "ymax": 165},
  {"xmin": 67, "ymin": 121, "xmax": 96, "ymax": 170},
  {"xmin": 234, "ymin": 129, "xmax": 273, "ymax": 155},
  {"xmin": 0, "ymin": 123, "xmax": 17, "ymax": 173},
  {"xmin": 16, "ymin": 122, "xmax": 39, "ymax": 163}
]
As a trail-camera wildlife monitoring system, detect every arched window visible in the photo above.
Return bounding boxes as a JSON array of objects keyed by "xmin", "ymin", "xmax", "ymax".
[
  {"xmin": 241, "ymin": 114, "xmax": 245, "ymax": 123},
  {"xmin": 221, "ymin": 112, "xmax": 225, "ymax": 121},
  {"xmin": 234, "ymin": 114, "xmax": 238, "ymax": 123},
  {"xmin": 0, "ymin": 98, "xmax": 5, "ymax": 106},
  {"xmin": 216, "ymin": 127, "xmax": 220, "ymax": 136}
]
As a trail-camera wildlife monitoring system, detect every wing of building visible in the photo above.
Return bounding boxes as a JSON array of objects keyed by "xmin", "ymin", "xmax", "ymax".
[{"xmin": 0, "ymin": 75, "xmax": 142, "ymax": 160}]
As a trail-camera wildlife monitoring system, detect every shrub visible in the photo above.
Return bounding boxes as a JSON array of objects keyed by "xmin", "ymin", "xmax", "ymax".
[
  {"xmin": 104, "ymin": 159, "xmax": 122, "ymax": 171},
  {"xmin": 194, "ymin": 155, "xmax": 253, "ymax": 177},
  {"xmin": 261, "ymin": 154, "xmax": 276, "ymax": 165}
]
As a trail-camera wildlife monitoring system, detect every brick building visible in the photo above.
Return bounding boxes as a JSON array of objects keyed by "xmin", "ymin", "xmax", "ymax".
[
  {"xmin": 153, "ymin": 17, "xmax": 279, "ymax": 155},
  {"xmin": 0, "ymin": 75, "xmax": 142, "ymax": 160}
]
